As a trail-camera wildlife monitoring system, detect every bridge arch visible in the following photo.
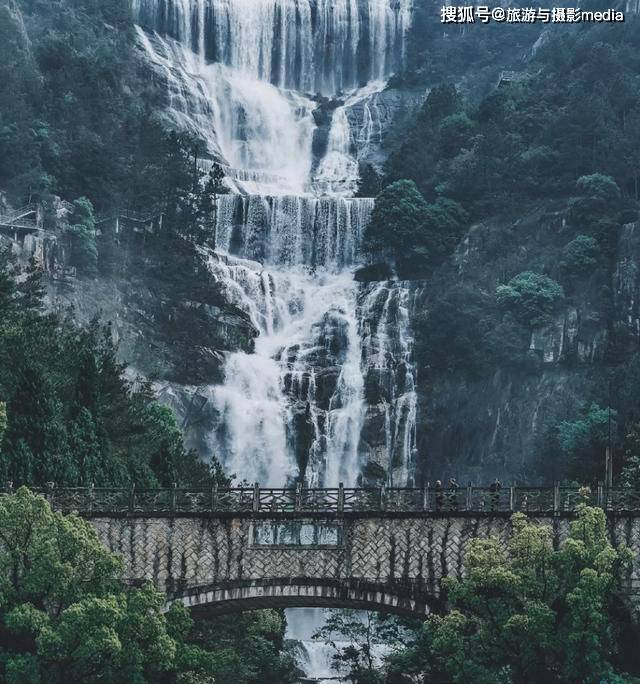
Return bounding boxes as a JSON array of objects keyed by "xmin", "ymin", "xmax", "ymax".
[{"xmin": 170, "ymin": 578, "xmax": 444, "ymax": 618}]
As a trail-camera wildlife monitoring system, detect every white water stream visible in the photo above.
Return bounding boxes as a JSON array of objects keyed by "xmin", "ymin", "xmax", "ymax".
[{"xmin": 132, "ymin": 0, "xmax": 416, "ymax": 679}]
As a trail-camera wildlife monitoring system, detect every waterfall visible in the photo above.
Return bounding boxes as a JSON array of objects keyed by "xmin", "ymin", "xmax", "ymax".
[
  {"xmin": 214, "ymin": 195, "xmax": 372, "ymax": 269},
  {"xmin": 313, "ymin": 81, "xmax": 386, "ymax": 196},
  {"xmin": 132, "ymin": 0, "xmax": 416, "ymax": 678},
  {"xmin": 206, "ymin": 196, "xmax": 373, "ymax": 487},
  {"xmin": 133, "ymin": 0, "xmax": 412, "ymax": 194},
  {"xmin": 135, "ymin": 27, "xmax": 316, "ymax": 195},
  {"xmin": 359, "ymin": 283, "xmax": 418, "ymax": 486},
  {"xmin": 133, "ymin": 0, "xmax": 412, "ymax": 95}
]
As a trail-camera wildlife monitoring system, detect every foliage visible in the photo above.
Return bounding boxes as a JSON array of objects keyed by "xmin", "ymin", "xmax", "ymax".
[
  {"xmin": 186, "ymin": 609, "xmax": 300, "ymax": 684},
  {"xmin": 66, "ymin": 196, "xmax": 98, "ymax": 275},
  {"xmin": 362, "ymin": 179, "xmax": 467, "ymax": 276},
  {"xmin": 392, "ymin": 3, "xmax": 542, "ymax": 94},
  {"xmin": 0, "ymin": 0, "xmax": 234, "ymax": 220},
  {"xmin": 386, "ymin": 21, "xmax": 640, "ymax": 220},
  {"xmin": 496, "ymin": 271, "xmax": 565, "ymax": 328},
  {"xmin": 0, "ymin": 0, "xmax": 154, "ymax": 209},
  {"xmin": 553, "ymin": 403, "xmax": 615, "ymax": 482},
  {"xmin": 390, "ymin": 506, "xmax": 633, "ymax": 683},
  {"xmin": 312, "ymin": 610, "xmax": 413, "ymax": 684},
  {"xmin": 0, "ymin": 248, "xmax": 223, "ymax": 488},
  {"xmin": 415, "ymin": 282, "xmax": 496, "ymax": 376},
  {"xmin": 559, "ymin": 234, "xmax": 601, "ymax": 277},
  {"xmin": 0, "ymin": 487, "xmax": 218, "ymax": 683},
  {"xmin": 567, "ymin": 174, "xmax": 624, "ymax": 249},
  {"xmin": 364, "ymin": 180, "xmax": 429, "ymax": 256}
]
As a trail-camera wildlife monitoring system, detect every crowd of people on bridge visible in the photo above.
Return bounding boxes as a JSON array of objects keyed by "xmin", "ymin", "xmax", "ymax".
[{"xmin": 433, "ymin": 478, "xmax": 503, "ymax": 510}]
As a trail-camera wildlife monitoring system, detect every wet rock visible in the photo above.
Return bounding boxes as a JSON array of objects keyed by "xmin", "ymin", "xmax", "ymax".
[{"xmin": 354, "ymin": 262, "xmax": 393, "ymax": 282}]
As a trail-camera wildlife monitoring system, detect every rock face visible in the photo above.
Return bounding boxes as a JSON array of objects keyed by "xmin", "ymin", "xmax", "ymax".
[
  {"xmin": 3, "ymin": 213, "xmax": 258, "ymax": 456},
  {"xmin": 615, "ymin": 223, "xmax": 640, "ymax": 344},
  {"xmin": 415, "ymin": 205, "xmax": 640, "ymax": 484},
  {"xmin": 625, "ymin": 0, "xmax": 640, "ymax": 14},
  {"xmin": 358, "ymin": 282, "xmax": 420, "ymax": 486},
  {"xmin": 343, "ymin": 86, "xmax": 427, "ymax": 171}
]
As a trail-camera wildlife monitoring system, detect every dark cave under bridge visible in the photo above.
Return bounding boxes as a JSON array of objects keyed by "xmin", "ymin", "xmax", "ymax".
[{"xmin": 41, "ymin": 485, "xmax": 640, "ymax": 617}]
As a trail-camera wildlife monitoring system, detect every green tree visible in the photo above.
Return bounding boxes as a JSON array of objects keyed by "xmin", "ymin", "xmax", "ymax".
[
  {"xmin": 312, "ymin": 611, "xmax": 408, "ymax": 684},
  {"xmin": 559, "ymin": 234, "xmax": 601, "ymax": 277},
  {"xmin": 397, "ymin": 506, "xmax": 633, "ymax": 683},
  {"xmin": 0, "ymin": 252, "xmax": 223, "ymax": 488},
  {"xmin": 0, "ymin": 487, "xmax": 217, "ymax": 683},
  {"xmin": 66, "ymin": 197, "xmax": 98, "ymax": 276},
  {"xmin": 364, "ymin": 179, "xmax": 429, "ymax": 257},
  {"xmin": 363, "ymin": 179, "xmax": 466, "ymax": 277},
  {"xmin": 567, "ymin": 174, "xmax": 623, "ymax": 246},
  {"xmin": 555, "ymin": 403, "xmax": 615, "ymax": 481},
  {"xmin": 187, "ymin": 609, "xmax": 299, "ymax": 684},
  {"xmin": 496, "ymin": 271, "xmax": 565, "ymax": 328},
  {"xmin": 385, "ymin": 84, "xmax": 464, "ymax": 198}
]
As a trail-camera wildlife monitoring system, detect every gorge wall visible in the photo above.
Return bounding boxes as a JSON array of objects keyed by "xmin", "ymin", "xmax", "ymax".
[
  {"xmin": 6, "ymin": 0, "xmax": 638, "ymax": 491},
  {"xmin": 415, "ymin": 204, "xmax": 640, "ymax": 485}
]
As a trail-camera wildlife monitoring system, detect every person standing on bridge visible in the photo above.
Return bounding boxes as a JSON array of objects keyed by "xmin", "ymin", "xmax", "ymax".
[
  {"xmin": 435, "ymin": 480, "xmax": 444, "ymax": 511},
  {"xmin": 448, "ymin": 478, "xmax": 459, "ymax": 510},
  {"xmin": 489, "ymin": 478, "xmax": 502, "ymax": 510}
]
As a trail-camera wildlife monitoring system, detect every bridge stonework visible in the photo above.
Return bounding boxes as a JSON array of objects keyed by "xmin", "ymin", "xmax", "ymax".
[{"xmin": 87, "ymin": 512, "xmax": 640, "ymax": 617}]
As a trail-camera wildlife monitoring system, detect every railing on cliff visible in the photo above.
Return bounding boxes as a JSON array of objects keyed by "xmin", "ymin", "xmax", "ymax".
[
  {"xmin": 0, "ymin": 202, "xmax": 38, "ymax": 230},
  {"xmin": 95, "ymin": 208, "xmax": 158, "ymax": 225},
  {"xmin": 3, "ymin": 484, "xmax": 640, "ymax": 515}
]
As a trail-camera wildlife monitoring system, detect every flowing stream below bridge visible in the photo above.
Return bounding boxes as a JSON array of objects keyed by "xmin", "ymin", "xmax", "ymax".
[{"xmin": 132, "ymin": 0, "xmax": 417, "ymax": 679}]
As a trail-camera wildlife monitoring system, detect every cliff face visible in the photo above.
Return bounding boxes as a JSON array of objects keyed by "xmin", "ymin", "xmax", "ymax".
[
  {"xmin": 415, "ymin": 205, "xmax": 640, "ymax": 484},
  {"xmin": 310, "ymin": 85, "xmax": 426, "ymax": 182},
  {"xmin": 615, "ymin": 223, "xmax": 640, "ymax": 342},
  {"xmin": 9, "ymin": 201, "xmax": 638, "ymax": 484},
  {"xmin": 2, "ymin": 214, "xmax": 258, "ymax": 457}
]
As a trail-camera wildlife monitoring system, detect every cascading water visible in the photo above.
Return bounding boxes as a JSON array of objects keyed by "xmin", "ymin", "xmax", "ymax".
[
  {"xmin": 132, "ymin": 0, "xmax": 416, "ymax": 679},
  {"xmin": 359, "ymin": 282, "xmax": 418, "ymax": 486},
  {"xmin": 135, "ymin": 27, "xmax": 316, "ymax": 194},
  {"xmin": 313, "ymin": 81, "xmax": 387, "ymax": 196},
  {"xmin": 133, "ymin": 0, "xmax": 412, "ymax": 94},
  {"xmin": 133, "ymin": 0, "xmax": 412, "ymax": 194},
  {"xmin": 206, "ymin": 196, "xmax": 373, "ymax": 487}
]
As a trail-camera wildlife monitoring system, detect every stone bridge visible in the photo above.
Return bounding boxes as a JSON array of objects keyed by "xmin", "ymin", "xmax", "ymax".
[{"xmin": 38, "ymin": 485, "xmax": 640, "ymax": 618}]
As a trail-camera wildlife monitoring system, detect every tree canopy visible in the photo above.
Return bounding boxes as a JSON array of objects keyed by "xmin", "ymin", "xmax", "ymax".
[
  {"xmin": 0, "ymin": 487, "xmax": 219, "ymax": 683},
  {"xmin": 387, "ymin": 506, "xmax": 635, "ymax": 683},
  {"xmin": 0, "ymin": 248, "xmax": 222, "ymax": 488},
  {"xmin": 362, "ymin": 179, "xmax": 466, "ymax": 277},
  {"xmin": 496, "ymin": 271, "xmax": 565, "ymax": 328}
]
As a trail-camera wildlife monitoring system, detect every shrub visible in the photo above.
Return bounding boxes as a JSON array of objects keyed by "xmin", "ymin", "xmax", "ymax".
[
  {"xmin": 559, "ymin": 234, "xmax": 600, "ymax": 276},
  {"xmin": 496, "ymin": 271, "xmax": 565, "ymax": 327}
]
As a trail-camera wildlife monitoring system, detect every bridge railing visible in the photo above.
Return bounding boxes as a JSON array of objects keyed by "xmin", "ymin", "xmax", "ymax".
[{"xmin": 2, "ymin": 483, "xmax": 639, "ymax": 515}]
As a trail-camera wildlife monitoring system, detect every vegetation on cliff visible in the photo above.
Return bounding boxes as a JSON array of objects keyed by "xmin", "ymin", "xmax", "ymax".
[
  {"xmin": 0, "ymin": 247, "xmax": 224, "ymax": 488},
  {"xmin": 362, "ymin": 16, "xmax": 640, "ymax": 485},
  {"xmin": 0, "ymin": 0, "xmax": 161, "ymax": 210}
]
